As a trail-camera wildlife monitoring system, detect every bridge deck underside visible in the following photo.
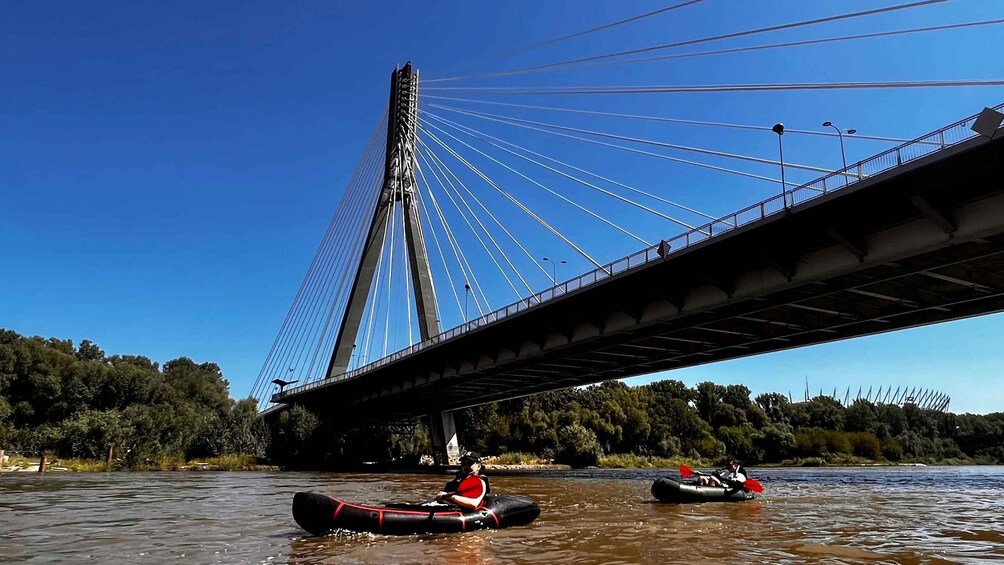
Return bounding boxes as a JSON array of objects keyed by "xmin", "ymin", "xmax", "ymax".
[{"xmin": 278, "ymin": 133, "xmax": 1004, "ymax": 424}]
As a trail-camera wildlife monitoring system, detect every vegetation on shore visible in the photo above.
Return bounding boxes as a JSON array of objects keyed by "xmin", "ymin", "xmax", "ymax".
[
  {"xmin": 1, "ymin": 454, "xmax": 275, "ymax": 472},
  {"xmin": 0, "ymin": 330, "xmax": 268, "ymax": 470},
  {"xmin": 448, "ymin": 380, "xmax": 1004, "ymax": 468},
  {"xmin": 2, "ymin": 330, "xmax": 1003, "ymax": 470}
]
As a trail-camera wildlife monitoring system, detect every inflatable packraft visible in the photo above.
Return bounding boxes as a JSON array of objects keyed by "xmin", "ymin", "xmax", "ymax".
[{"xmin": 292, "ymin": 491, "xmax": 541, "ymax": 535}]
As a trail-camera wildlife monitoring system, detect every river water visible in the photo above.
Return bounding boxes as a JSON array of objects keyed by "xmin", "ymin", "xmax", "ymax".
[{"xmin": 2, "ymin": 466, "xmax": 1003, "ymax": 564}]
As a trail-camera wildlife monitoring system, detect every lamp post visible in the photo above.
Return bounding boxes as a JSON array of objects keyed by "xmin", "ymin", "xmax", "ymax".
[
  {"xmin": 822, "ymin": 121, "xmax": 856, "ymax": 186},
  {"xmin": 542, "ymin": 257, "xmax": 566, "ymax": 290},
  {"xmin": 463, "ymin": 283, "xmax": 471, "ymax": 323},
  {"xmin": 772, "ymin": 123, "xmax": 786, "ymax": 207},
  {"xmin": 271, "ymin": 369, "xmax": 298, "ymax": 395}
]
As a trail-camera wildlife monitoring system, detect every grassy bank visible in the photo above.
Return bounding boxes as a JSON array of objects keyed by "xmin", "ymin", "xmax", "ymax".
[
  {"xmin": 600, "ymin": 454, "xmax": 700, "ymax": 469},
  {"xmin": 1, "ymin": 454, "xmax": 276, "ymax": 472},
  {"xmin": 485, "ymin": 452, "xmax": 985, "ymax": 470}
]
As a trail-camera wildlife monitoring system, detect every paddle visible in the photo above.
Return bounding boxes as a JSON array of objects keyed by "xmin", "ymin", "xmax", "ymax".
[{"xmin": 679, "ymin": 464, "xmax": 764, "ymax": 493}]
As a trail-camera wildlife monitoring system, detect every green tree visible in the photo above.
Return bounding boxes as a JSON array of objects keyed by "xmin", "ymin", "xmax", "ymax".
[
  {"xmin": 163, "ymin": 358, "xmax": 232, "ymax": 415},
  {"xmin": 756, "ymin": 424, "xmax": 796, "ymax": 462},
  {"xmin": 805, "ymin": 396, "xmax": 845, "ymax": 430},
  {"xmin": 57, "ymin": 409, "xmax": 127, "ymax": 459},
  {"xmin": 718, "ymin": 425, "xmax": 758, "ymax": 462},
  {"xmin": 848, "ymin": 432, "xmax": 881, "ymax": 459},
  {"xmin": 267, "ymin": 405, "xmax": 321, "ymax": 465},
  {"xmin": 755, "ymin": 393, "xmax": 792, "ymax": 425},
  {"xmin": 877, "ymin": 404, "xmax": 908, "ymax": 436},
  {"xmin": 721, "ymin": 384, "xmax": 753, "ymax": 413},
  {"xmin": 694, "ymin": 381, "xmax": 723, "ymax": 423},
  {"xmin": 845, "ymin": 399, "xmax": 878, "ymax": 433},
  {"xmin": 555, "ymin": 423, "xmax": 602, "ymax": 468},
  {"xmin": 76, "ymin": 340, "xmax": 105, "ymax": 362}
]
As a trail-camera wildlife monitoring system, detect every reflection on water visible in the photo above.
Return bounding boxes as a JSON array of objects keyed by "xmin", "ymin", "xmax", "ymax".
[{"xmin": 1, "ymin": 467, "xmax": 1003, "ymax": 563}]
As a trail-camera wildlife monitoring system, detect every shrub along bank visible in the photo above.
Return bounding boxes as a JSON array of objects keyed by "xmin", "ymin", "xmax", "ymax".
[{"xmin": 3, "ymin": 330, "xmax": 1001, "ymax": 469}]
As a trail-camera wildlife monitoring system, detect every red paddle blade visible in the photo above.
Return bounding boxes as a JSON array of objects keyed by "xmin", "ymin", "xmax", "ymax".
[
  {"xmin": 743, "ymin": 479, "xmax": 764, "ymax": 493},
  {"xmin": 679, "ymin": 465, "xmax": 695, "ymax": 478}
]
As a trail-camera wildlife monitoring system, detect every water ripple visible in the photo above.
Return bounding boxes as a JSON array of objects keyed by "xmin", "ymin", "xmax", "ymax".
[{"xmin": 2, "ymin": 467, "xmax": 1003, "ymax": 563}]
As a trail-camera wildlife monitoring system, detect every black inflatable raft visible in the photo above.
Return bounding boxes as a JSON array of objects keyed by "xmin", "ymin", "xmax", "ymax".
[
  {"xmin": 651, "ymin": 477, "xmax": 755, "ymax": 503},
  {"xmin": 292, "ymin": 491, "xmax": 541, "ymax": 535}
]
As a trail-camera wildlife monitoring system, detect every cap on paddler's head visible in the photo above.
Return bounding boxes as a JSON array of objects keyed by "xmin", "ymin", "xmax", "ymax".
[{"xmin": 459, "ymin": 451, "xmax": 481, "ymax": 464}]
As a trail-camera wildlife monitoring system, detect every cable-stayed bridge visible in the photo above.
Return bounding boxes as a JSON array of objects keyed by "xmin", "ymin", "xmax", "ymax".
[{"xmin": 250, "ymin": 2, "xmax": 1004, "ymax": 463}]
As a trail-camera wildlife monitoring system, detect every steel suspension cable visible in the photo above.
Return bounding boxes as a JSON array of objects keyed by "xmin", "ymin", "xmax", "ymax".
[
  {"xmin": 422, "ymin": 95, "xmax": 932, "ymax": 145},
  {"xmin": 357, "ymin": 220, "xmax": 391, "ymax": 367},
  {"xmin": 422, "ymin": 118, "xmax": 652, "ymax": 245},
  {"xmin": 292, "ymin": 152, "xmax": 386, "ymax": 384},
  {"xmin": 381, "ymin": 183, "xmax": 403, "ymax": 358},
  {"xmin": 428, "ymin": 0, "xmax": 706, "ymax": 77},
  {"xmin": 416, "ymin": 147, "xmax": 494, "ymax": 318},
  {"xmin": 419, "ymin": 138, "xmax": 554, "ymax": 284},
  {"xmin": 419, "ymin": 146, "xmax": 499, "ymax": 320},
  {"xmin": 419, "ymin": 137, "xmax": 554, "ymax": 289},
  {"xmin": 301, "ymin": 151, "xmax": 388, "ymax": 381},
  {"xmin": 411, "ymin": 182, "xmax": 442, "ymax": 329},
  {"xmin": 422, "ymin": 110, "xmax": 724, "ymax": 227},
  {"xmin": 402, "ymin": 194, "xmax": 415, "ymax": 347},
  {"xmin": 417, "ymin": 132, "xmax": 534, "ymax": 303},
  {"xmin": 429, "ymin": 0, "xmax": 952, "ymax": 81},
  {"xmin": 425, "ymin": 112, "xmax": 698, "ymax": 232},
  {"xmin": 414, "ymin": 158, "xmax": 468, "ymax": 322},
  {"xmin": 421, "ymin": 127, "xmax": 605, "ymax": 270},
  {"xmin": 251, "ymin": 113, "xmax": 387, "ymax": 404},
  {"xmin": 255, "ymin": 152, "xmax": 381, "ymax": 394},
  {"xmin": 251, "ymin": 150, "xmax": 374, "ymax": 399},
  {"xmin": 307, "ymin": 176, "xmax": 383, "ymax": 378},
  {"xmin": 424, "ymin": 79, "xmax": 1004, "ymax": 95},
  {"xmin": 429, "ymin": 105, "xmax": 799, "ymax": 191},
  {"xmin": 429, "ymin": 103, "xmax": 831, "ymax": 179},
  {"xmin": 561, "ymin": 18, "xmax": 1004, "ymax": 74},
  {"xmin": 291, "ymin": 141, "xmax": 386, "ymax": 385},
  {"xmin": 295, "ymin": 131, "xmax": 388, "ymax": 381},
  {"xmin": 361, "ymin": 187, "xmax": 399, "ymax": 365}
]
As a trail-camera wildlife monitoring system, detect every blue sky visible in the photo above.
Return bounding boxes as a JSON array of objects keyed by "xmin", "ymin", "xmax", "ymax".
[{"xmin": 3, "ymin": 1, "xmax": 1003, "ymax": 413}]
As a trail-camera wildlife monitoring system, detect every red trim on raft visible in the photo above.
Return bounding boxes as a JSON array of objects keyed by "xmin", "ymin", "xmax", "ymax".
[
  {"xmin": 333, "ymin": 501, "xmax": 345, "ymax": 522},
  {"xmin": 378, "ymin": 510, "xmax": 384, "ymax": 531},
  {"xmin": 332, "ymin": 499, "xmax": 464, "ymax": 517}
]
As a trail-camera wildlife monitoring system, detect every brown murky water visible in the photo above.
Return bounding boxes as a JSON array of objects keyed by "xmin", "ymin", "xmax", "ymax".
[{"xmin": 2, "ymin": 467, "xmax": 1003, "ymax": 564}]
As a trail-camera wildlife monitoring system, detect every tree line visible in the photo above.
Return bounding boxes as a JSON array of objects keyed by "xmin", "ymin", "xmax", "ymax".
[
  {"xmin": 451, "ymin": 380, "xmax": 1004, "ymax": 467},
  {"xmin": 2, "ymin": 330, "xmax": 1002, "ymax": 468},
  {"xmin": 0, "ymin": 330, "xmax": 267, "ymax": 466}
]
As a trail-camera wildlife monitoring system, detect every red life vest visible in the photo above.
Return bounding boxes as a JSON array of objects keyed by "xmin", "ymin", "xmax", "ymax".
[{"xmin": 455, "ymin": 475, "xmax": 488, "ymax": 507}]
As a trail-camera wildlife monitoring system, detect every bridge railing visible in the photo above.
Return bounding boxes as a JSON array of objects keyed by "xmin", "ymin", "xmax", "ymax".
[{"xmin": 273, "ymin": 103, "xmax": 1003, "ymax": 401}]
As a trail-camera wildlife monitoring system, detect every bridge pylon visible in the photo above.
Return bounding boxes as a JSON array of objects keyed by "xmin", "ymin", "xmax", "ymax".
[{"xmin": 324, "ymin": 62, "xmax": 459, "ymax": 466}]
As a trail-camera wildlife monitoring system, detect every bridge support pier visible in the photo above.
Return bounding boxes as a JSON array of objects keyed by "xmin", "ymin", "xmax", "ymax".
[{"xmin": 428, "ymin": 411, "xmax": 460, "ymax": 466}]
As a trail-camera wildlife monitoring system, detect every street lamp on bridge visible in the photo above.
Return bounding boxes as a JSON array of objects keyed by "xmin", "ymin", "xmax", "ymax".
[
  {"xmin": 273, "ymin": 377, "xmax": 295, "ymax": 395},
  {"xmin": 542, "ymin": 257, "xmax": 567, "ymax": 290},
  {"xmin": 273, "ymin": 367, "xmax": 296, "ymax": 395},
  {"xmin": 772, "ymin": 123, "xmax": 786, "ymax": 207},
  {"xmin": 464, "ymin": 283, "xmax": 471, "ymax": 323},
  {"xmin": 822, "ymin": 121, "xmax": 856, "ymax": 186}
]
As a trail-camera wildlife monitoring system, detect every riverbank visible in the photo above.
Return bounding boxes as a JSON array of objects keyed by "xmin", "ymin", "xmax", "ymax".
[
  {"xmin": 488, "ymin": 452, "xmax": 980, "ymax": 470},
  {"xmin": 1, "ymin": 454, "xmax": 279, "ymax": 473},
  {"xmin": 1, "ymin": 452, "xmax": 978, "ymax": 474}
]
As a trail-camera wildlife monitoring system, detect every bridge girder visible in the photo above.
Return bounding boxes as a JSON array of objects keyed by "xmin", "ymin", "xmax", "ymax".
[{"xmin": 277, "ymin": 116, "xmax": 1004, "ymax": 426}]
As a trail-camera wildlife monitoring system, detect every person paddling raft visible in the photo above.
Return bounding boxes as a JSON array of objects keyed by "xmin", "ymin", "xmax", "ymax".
[
  {"xmin": 434, "ymin": 451, "xmax": 491, "ymax": 510},
  {"xmin": 698, "ymin": 458, "xmax": 748, "ymax": 490}
]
